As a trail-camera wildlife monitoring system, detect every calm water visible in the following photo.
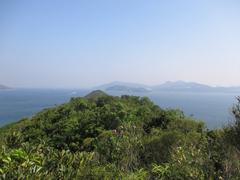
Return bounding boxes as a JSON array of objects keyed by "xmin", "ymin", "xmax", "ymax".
[
  {"xmin": 0, "ymin": 89, "xmax": 88, "ymax": 126},
  {"xmin": 144, "ymin": 91, "xmax": 237, "ymax": 129},
  {"xmin": 0, "ymin": 89, "xmax": 238, "ymax": 128}
]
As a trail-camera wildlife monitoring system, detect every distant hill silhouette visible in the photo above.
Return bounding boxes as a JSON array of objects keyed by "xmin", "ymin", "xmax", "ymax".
[
  {"xmin": 0, "ymin": 84, "xmax": 10, "ymax": 90},
  {"xmin": 106, "ymin": 85, "xmax": 150, "ymax": 93},
  {"xmin": 152, "ymin": 81, "xmax": 212, "ymax": 91},
  {"xmin": 94, "ymin": 81, "xmax": 240, "ymax": 93},
  {"xmin": 94, "ymin": 81, "xmax": 149, "ymax": 90}
]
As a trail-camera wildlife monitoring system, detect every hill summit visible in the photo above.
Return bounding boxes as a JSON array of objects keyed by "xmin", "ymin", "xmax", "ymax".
[{"xmin": 85, "ymin": 90, "xmax": 108, "ymax": 99}]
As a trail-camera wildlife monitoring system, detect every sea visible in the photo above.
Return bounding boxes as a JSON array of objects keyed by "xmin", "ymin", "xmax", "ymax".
[{"xmin": 0, "ymin": 89, "xmax": 239, "ymax": 129}]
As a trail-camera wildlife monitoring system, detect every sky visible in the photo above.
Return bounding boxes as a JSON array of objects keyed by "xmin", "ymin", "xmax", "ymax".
[{"xmin": 1, "ymin": 0, "xmax": 240, "ymax": 88}]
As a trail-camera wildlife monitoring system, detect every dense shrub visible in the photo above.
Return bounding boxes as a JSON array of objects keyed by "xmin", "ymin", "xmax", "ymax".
[{"xmin": 1, "ymin": 91, "xmax": 240, "ymax": 179}]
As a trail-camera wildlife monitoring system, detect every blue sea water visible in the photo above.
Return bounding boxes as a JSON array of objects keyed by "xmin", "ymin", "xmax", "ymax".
[
  {"xmin": 145, "ymin": 91, "xmax": 237, "ymax": 129},
  {"xmin": 0, "ymin": 89, "xmax": 88, "ymax": 126},
  {"xmin": 0, "ymin": 89, "xmax": 238, "ymax": 128}
]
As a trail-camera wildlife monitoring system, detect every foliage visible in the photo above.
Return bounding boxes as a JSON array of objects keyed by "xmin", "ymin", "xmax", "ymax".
[{"xmin": 0, "ymin": 92, "xmax": 240, "ymax": 179}]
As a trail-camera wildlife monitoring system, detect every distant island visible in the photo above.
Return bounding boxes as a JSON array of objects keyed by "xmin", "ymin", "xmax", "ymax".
[
  {"xmin": 0, "ymin": 84, "xmax": 10, "ymax": 90},
  {"xmin": 95, "ymin": 81, "xmax": 240, "ymax": 93},
  {"xmin": 106, "ymin": 85, "xmax": 150, "ymax": 93}
]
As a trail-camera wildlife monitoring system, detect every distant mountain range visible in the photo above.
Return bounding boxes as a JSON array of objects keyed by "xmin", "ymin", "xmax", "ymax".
[
  {"xmin": 105, "ymin": 85, "xmax": 150, "ymax": 92},
  {"xmin": 153, "ymin": 81, "xmax": 240, "ymax": 93},
  {"xmin": 1, "ymin": 82, "xmax": 240, "ymax": 93},
  {"xmin": 0, "ymin": 84, "xmax": 10, "ymax": 90},
  {"xmin": 94, "ymin": 81, "xmax": 151, "ymax": 93},
  {"xmin": 93, "ymin": 81, "xmax": 240, "ymax": 93}
]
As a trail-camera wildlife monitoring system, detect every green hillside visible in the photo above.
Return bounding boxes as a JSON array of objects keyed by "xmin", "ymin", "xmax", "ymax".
[
  {"xmin": 85, "ymin": 90, "xmax": 108, "ymax": 100},
  {"xmin": 0, "ymin": 92, "xmax": 240, "ymax": 179}
]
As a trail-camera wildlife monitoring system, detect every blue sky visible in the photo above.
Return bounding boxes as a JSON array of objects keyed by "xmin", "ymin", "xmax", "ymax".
[{"xmin": 1, "ymin": 0, "xmax": 240, "ymax": 88}]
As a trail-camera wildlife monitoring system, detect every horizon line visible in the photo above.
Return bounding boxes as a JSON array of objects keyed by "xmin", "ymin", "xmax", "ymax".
[{"xmin": 3, "ymin": 80, "xmax": 240, "ymax": 89}]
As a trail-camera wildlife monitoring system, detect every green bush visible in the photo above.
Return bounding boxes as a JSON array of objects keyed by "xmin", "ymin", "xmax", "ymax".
[{"xmin": 1, "ymin": 92, "xmax": 240, "ymax": 179}]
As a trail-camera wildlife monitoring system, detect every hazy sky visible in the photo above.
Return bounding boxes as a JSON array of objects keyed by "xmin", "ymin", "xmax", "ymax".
[{"xmin": 1, "ymin": 0, "xmax": 240, "ymax": 88}]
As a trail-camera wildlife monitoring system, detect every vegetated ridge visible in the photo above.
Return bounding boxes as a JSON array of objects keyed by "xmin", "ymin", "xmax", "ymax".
[{"xmin": 0, "ymin": 91, "xmax": 240, "ymax": 179}]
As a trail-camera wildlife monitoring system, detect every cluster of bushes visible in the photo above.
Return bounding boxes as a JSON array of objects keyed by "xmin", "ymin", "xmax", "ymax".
[{"xmin": 1, "ymin": 91, "xmax": 240, "ymax": 179}]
